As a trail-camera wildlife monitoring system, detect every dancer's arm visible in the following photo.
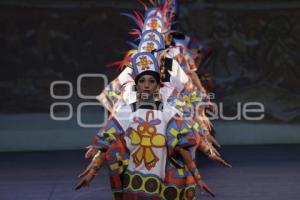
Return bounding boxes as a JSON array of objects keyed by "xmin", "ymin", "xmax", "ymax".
[
  {"xmin": 174, "ymin": 146, "xmax": 215, "ymax": 197},
  {"xmin": 198, "ymin": 136, "xmax": 232, "ymax": 168},
  {"xmin": 75, "ymin": 150, "xmax": 106, "ymax": 190}
]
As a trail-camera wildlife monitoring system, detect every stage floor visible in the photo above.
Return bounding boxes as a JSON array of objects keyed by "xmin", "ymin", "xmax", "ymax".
[{"xmin": 1, "ymin": 145, "xmax": 299, "ymax": 200}]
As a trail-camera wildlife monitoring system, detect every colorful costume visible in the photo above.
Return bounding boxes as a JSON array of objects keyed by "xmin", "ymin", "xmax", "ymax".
[{"xmin": 76, "ymin": 1, "xmax": 230, "ymax": 199}]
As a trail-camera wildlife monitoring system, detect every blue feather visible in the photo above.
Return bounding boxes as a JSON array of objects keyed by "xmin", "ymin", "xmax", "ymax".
[{"xmin": 126, "ymin": 41, "xmax": 138, "ymax": 49}]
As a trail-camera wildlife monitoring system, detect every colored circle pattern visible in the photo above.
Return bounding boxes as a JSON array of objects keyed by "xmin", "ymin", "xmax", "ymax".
[
  {"xmin": 132, "ymin": 175, "xmax": 143, "ymax": 190},
  {"xmin": 145, "ymin": 178, "xmax": 159, "ymax": 193}
]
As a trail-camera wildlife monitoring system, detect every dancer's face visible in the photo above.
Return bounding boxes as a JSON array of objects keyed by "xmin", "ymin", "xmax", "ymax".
[
  {"xmin": 136, "ymin": 75, "xmax": 159, "ymax": 95},
  {"xmin": 165, "ymin": 33, "xmax": 173, "ymax": 46}
]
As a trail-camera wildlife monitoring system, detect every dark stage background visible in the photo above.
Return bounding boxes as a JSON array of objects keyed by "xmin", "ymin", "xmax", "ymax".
[
  {"xmin": 0, "ymin": 1, "xmax": 300, "ymax": 200},
  {"xmin": 1, "ymin": 0, "xmax": 300, "ymax": 122}
]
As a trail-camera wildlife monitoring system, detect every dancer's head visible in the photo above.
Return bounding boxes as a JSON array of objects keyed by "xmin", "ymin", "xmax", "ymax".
[
  {"xmin": 135, "ymin": 72, "xmax": 160, "ymax": 95},
  {"xmin": 131, "ymin": 52, "xmax": 161, "ymax": 101}
]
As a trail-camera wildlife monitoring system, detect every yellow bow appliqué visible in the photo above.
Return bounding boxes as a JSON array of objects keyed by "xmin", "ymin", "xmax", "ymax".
[{"xmin": 128, "ymin": 111, "xmax": 166, "ymax": 171}]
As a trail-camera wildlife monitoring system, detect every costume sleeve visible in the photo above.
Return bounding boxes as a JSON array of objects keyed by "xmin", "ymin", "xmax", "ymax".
[
  {"xmin": 95, "ymin": 118, "xmax": 125, "ymax": 150},
  {"xmin": 168, "ymin": 59, "xmax": 189, "ymax": 92},
  {"xmin": 96, "ymin": 67, "xmax": 134, "ymax": 112},
  {"xmin": 165, "ymin": 88, "xmax": 193, "ymax": 119},
  {"xmin": 95, "ymin": 119, "xmax": 130, "ymax": 194},
  {"xmin": 95, "ymin": 104, "xmax": 132, "ymax": 150},
  {"xmin": 166, "ymin": 117, "xmax": 196, "ymax": 155},
  {"xmin": 189, "ymin": 87, "xmax": 210, "ymax": 107}
]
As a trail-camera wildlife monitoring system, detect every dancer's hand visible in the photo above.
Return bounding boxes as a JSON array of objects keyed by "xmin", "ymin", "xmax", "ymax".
[
  {"xmin": 78, "ymin": 160, "xmax": 93, "ymax": 178},
  {"xmin": 206, "ymin": 134, "xmax": 221, "ymax": 148},
  {"xmin": 197, "ymin": 179, "xmax": 215, "ymax": 197},
  {"xmin": 209, "ymin": 154, "xmax": 232, "ymax": 168},
  {"xmin": 75, "ymin": 170, "xmax": 96, "ymax": 191},
  {"xmin": 85, "ymin": 145, "xmax": 98, "ymax": 159},
  {"xmin": 79, "ymin": 151, "xmax": 105, "ymax": 178},
  {"xmin": 204, "ymin": 143, "xmax": 221, "ymax": 157}
]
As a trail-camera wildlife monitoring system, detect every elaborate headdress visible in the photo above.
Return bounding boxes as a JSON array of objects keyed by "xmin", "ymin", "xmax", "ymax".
[
  {"xmin": 131, "ymin": 52, "xmax": 160, "ymax": 84},
  {"xmin": 141, "ymin": 30, "xmax": 165, "ymax": 48}
]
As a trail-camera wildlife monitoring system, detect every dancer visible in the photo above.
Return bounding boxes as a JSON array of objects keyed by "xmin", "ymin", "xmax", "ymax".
[
  {"xmin": 76, "ymin": 52, "xmax": 216, "ymax": 199},
  {"xmin": 75, "ymin": 1, "xmax": 231, "ymax": 199}
]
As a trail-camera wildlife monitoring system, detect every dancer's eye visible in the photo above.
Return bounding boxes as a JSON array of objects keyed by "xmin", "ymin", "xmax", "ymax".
[
  {"xmin": 138, "ymin": 79, "xmax": 145, "ymax": 83},
  {"xmin": 150, "ymin": 79, "xmax": 156, "ymax": 84}
]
